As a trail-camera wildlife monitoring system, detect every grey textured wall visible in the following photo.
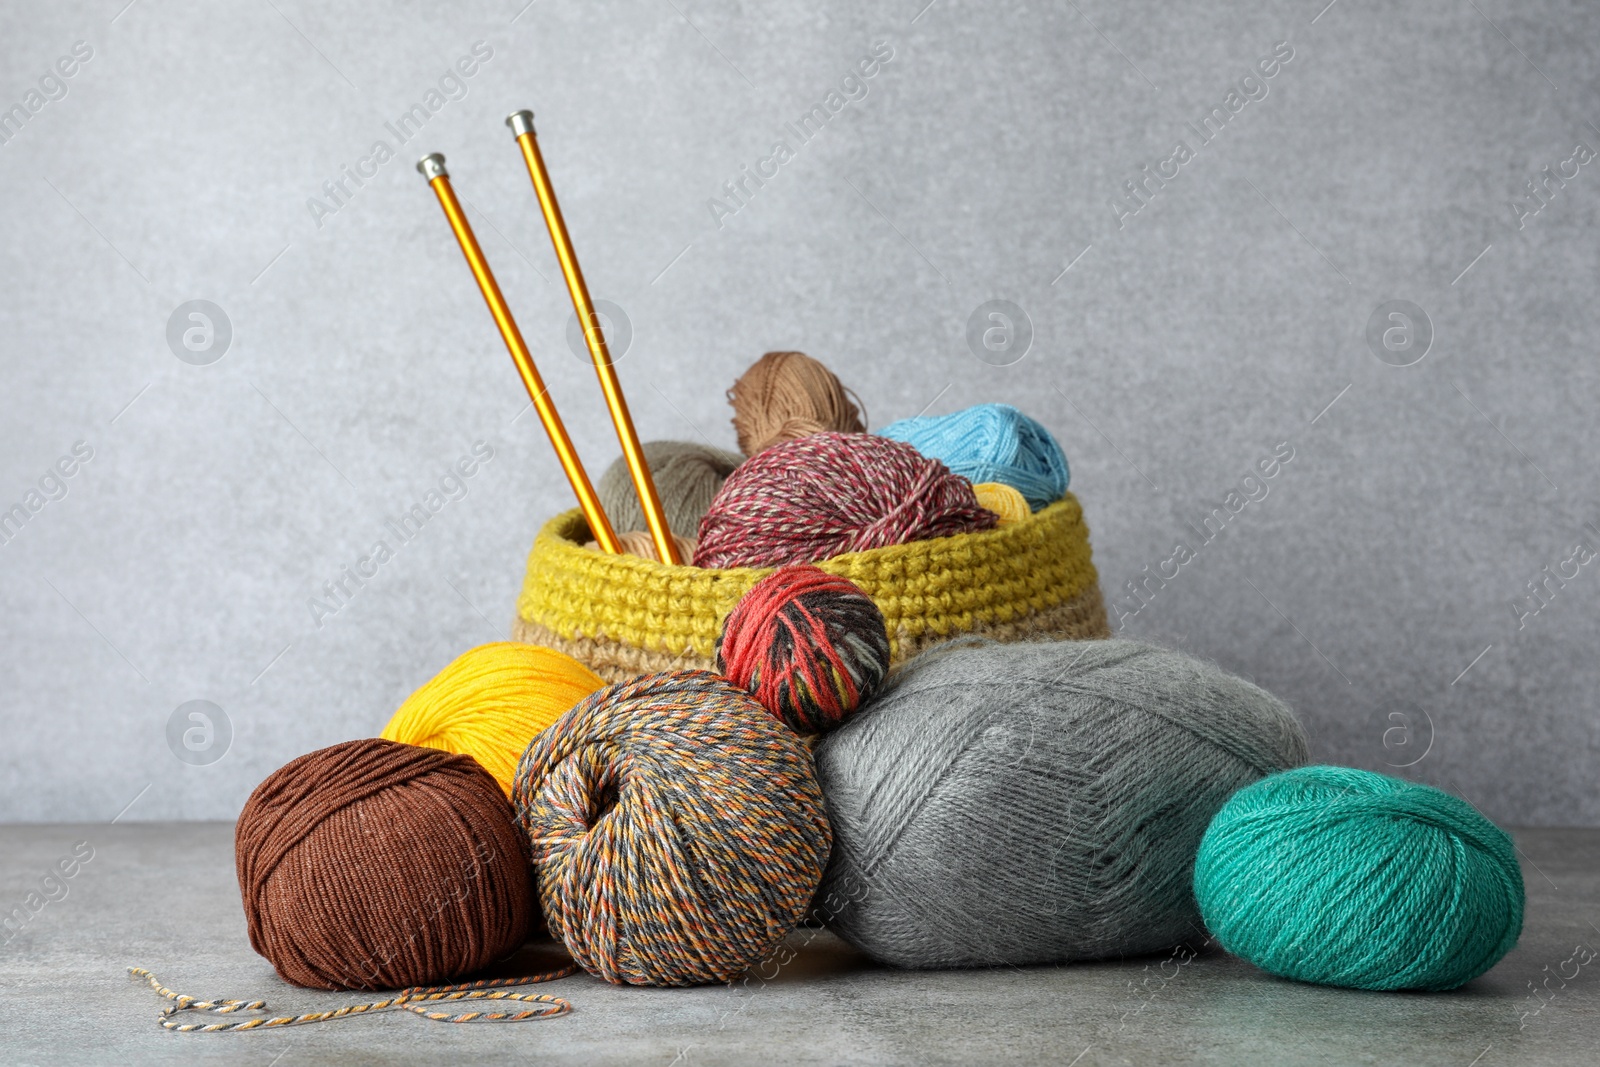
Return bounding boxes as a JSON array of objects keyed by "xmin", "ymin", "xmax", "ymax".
[{"xmin": 1, "ymin": 0, "xmax": 1596, "ymax": 825}]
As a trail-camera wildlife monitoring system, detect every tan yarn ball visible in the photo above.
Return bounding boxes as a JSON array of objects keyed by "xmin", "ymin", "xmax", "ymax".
[
  {"xmin": 585, "ymin": 529, "xmax": 699, "ymax": 564},
  {"xmin": 728, "ymin": 351, "xmax": 866, "ymax": 456}
]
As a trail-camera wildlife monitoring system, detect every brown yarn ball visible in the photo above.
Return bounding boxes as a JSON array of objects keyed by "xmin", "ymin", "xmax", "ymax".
[
  {"xmin": 236, "ymin": 738, "xmax": 535, "ymax": 990},
  {"xmin": 728, "ymin": 351, "xmax": 866, "ymax": 456}
]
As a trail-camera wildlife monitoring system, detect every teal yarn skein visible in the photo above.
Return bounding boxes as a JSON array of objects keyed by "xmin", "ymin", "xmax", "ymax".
[
  {"xmin": 1194, "ymin": 766, "xmax": 1525, "ymax": 991},
  {"xmin": 876, "ymin": 403, "xmax": 1069, "ymax": 511}
]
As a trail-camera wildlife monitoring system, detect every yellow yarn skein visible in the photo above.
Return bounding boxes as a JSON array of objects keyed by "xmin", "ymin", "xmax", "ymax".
[
  {"xmin": 973, "ymin": 482, "xmax": 1030, "ymax": 526},
  {"xmin": 380, "ymin": 643, "xmax": 604, "ymax": 797}
]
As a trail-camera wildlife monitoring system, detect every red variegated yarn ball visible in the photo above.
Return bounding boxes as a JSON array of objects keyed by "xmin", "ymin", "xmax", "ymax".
[
  {"xmin": 716, "ymin": 565, "xmax": 890, "ymax": 734},
  {"xmin": 692, "ymin": 432, "xmax": 997, "ymax": 569}
]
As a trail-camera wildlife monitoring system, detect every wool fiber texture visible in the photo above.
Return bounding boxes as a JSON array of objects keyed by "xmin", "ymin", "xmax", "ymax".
[
  {"xmin": 1195, "ymin": 765, "xmax": 1524, "ymax": 990},
  {"xmin": 727, "ymin": 350, "xmax": 865, "ymax": 456},
  {"xmin": 972, "ymin": 482, "xmax": 1030, "ymax": 525},
  {"xmin": 596, "ymin": 440, "xmax": 743, "ymax": 540},
  {"xmin": 877, "ymin": 403, "xmax": 1069, "ymax": 511},
  {"xmin": 380, "ymin": 642, "xmax": 604, "ymax": 797},
  {"xmin": 715, "ymin": 564, "xmax": 890, "ymax": 734},
  {"xmin": 693, "ymin": 432, "xmax": 996, "ymax": 569},
  {"xmin": 813, "ymin": 638, "xmax": 1308, "ymax": 969},
  {"xmin": 512, "ymin": 670, "xmax": 832, "ymax": 986},
  {"xmin": 583, "ymin": 528, "xmax": 698, "ymax": 563},
  {"xmin": 515, "ymin": 496, "xmax": 1108, "ymax": 681},
  {"xmin": 236, "ymin": 738, "xmax": 534, "ymax": 990}
]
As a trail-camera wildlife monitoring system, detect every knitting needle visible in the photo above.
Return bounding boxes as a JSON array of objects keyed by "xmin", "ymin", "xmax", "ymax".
[
  {"xmin": 504, "ymin": 110, "xmax": 682, "ymax": 566},
  {"xmin": 416, "ymin": 152, "xmax": 622, "ymax": 555}
]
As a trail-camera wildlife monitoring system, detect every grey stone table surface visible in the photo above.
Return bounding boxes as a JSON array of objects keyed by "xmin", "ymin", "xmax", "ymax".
[{"xmin": 0, "ymin": 823, "xmax": 1595, "ymax": 1067}]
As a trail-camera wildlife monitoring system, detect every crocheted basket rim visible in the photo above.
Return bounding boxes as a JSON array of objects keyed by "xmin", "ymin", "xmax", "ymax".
[{"xmin": 513, "ymin": 494, "xmax": 1109, "ymax": 682}]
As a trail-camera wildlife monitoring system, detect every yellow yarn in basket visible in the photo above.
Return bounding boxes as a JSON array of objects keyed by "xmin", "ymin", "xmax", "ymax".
[
  {"xmin": 514, "ymin": 494, "xmax": 1109, "ymax": 682},
  {"xmin": 973, "ymin": 482, "xmax": 1031, "ymax": 525},
  {"xmin": 380, "ymin": 643, "xmax": 604, "ymax": 796}
]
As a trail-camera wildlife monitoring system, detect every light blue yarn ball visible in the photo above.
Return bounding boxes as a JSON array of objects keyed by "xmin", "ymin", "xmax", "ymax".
[{"xmin": 876, "ymin": 403, "xmax": 1069, "ymax": 511}]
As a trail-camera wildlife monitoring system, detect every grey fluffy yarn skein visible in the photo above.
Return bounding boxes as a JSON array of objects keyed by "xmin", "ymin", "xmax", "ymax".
[
  {"xmin": 812, "ymin": 639, "xmax": 1309, "ymax": 969},
  {"xmin": 596, "ymin": 440, "xmax": 744, "ymax": 541}
]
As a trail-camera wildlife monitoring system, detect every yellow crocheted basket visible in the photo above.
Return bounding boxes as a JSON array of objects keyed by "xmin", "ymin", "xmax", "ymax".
[{"xmin": 512, "ymin": 493, "xmax": 1109, "ymax": 683}]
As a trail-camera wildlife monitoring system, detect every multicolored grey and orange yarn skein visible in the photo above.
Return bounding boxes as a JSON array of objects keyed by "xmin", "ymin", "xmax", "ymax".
[{"xmin": 511, "ymin": 669, "xmax": 832, "ymax": 987}]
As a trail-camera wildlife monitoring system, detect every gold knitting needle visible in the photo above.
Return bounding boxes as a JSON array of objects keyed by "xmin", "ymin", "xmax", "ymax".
[
  {"xmin": 505, "ymin": 110, "xmax": 681, "ymax": 566},
  {"xmin": 416, "ymin": 152, "xmax": 622, "ymax": 554}
]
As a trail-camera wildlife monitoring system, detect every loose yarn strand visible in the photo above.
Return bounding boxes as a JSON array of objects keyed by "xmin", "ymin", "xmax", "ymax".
[{"xmin": 128, "ymin": 966, "xmax": 577, "ymax": 1031}]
